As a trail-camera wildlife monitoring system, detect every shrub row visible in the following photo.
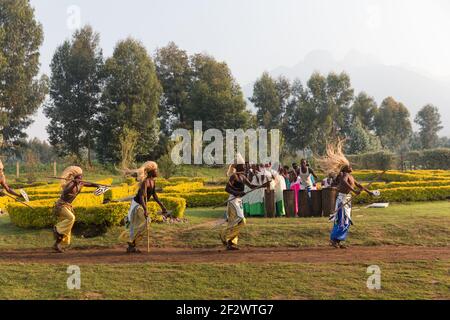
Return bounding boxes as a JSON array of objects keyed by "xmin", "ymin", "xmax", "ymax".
[
  {"xmin": 370, "ymin": 180, "xmax": 450, "ymax": 190},
  {"xmin": 8, "ymin": 201, "xmax": 142, "ymax": 229},
  {"xmin": 8, "ymin": 181, "xmax": 54, "ymax": 189},
  {"xmin": 2, "ymin": 192, "xmax": 104, "ymax": 211},
  {"xmin": 158, "ymin": 196, "xmax": 187, "ymax": 218},
  {"xmin": 348, "ymin": 151, "xmax": 397, "ymax": 170},
  {"xmin": 404, "ymin": 170, "xmax": 450, "ymax": 177},
  {"xmin": 6, "ymin": 195, "xmax": 186, "ymax": 229},
  {"xmin": 23, "ymin": 179, "xmax": 114, "ymax": 195},
  {"xmin": 104, "ymin": 178, "xmax": 174, "ymax": 202},
  {"xmin": 354, "ymin": 186, "xmax": 450, "ymax": 204},
  {"xmin": 167, "ymin": 177, "xmax": 209, "ymax": 184},
  {"xmin": 162, "ymin": 182, "xmax": 204, "ymax": 193},
  {"xmin": 164, "ymin": 192, "xmax": 228, "ymax": 208},
  {"xmin": 0, "ymin": 196, "xmax": 14, "ymax": 211},
  {"xmin": 406, "ymin": 149, "xmax": 450, "ymax": 170},
  {"xmin": 352, "ymin": 171, "xmax": 448, "ymax": 182},
  {"xmin": 103, "ymin": 183, "xmax": 138, "ymax": 202}
]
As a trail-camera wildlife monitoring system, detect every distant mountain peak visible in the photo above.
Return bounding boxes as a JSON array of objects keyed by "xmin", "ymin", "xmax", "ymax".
[{"xmin": 244, "ymin": 50, "xmax": 450, "ymax": 135}]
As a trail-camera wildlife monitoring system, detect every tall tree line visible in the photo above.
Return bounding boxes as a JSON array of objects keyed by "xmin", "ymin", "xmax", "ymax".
[
  {"xmin": 251, "ymin": 71, "xmax": 445, "ymax": 155},
  {"xmin": 45, "ymin": 33, "xmax": 253, "ymax": 166},
  {"xmin": 0, "ymin": 2, "xmax": 447, "ymax": 166},
  {"xmin": 0, "ymin": 0, "xmax": 48, "ymax": 154}
]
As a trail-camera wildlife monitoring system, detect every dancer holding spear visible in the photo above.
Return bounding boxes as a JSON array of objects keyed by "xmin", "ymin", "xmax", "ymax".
[
  {"xmin": 316, "ymin": 140, "xmax": 375, "ymax": 249},
  {"xmin": 119, "ymin": 161, "xmax": 167, "ymax": 254},
  {"xmin": 221, "ymin": 154, "xmax": 269, "ymax": 251},
  {"xmin": 51, "ymin": 166, "xmax": 104, "ymax": 253}
]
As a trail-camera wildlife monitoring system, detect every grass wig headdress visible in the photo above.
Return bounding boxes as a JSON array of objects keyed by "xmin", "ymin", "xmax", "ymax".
[
  {"xmin": 122, "ymin": 161, "xmax": 158, "ymax": 182},
  {"xmin": 60, "ymin": 166, "xmax": 83, "ymax": 188},
  {"xmin": 315, "ymin": 139, "xmax": 350, "ymax": 177}
]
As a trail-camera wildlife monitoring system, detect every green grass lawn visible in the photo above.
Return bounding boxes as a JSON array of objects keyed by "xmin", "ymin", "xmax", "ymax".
[
  {"xmin": 0, "ymin": 201, "xmax": 449, "ymax": 250},
  {"xmin": 0, "ymin": 261, "xmax": 448, "ymax": 300},
  {"xmin": 1, "ymin": 201, "xmax": 449, "ymax": 300}
]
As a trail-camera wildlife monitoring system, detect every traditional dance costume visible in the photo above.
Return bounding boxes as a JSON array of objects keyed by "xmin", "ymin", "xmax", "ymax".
[
  {"xmin": 221, "ymin": 195, "xmax": 246, "ymax": 247},
  {"xmin": 119, "ymin": 199, "xmax": 148, "ymax": 246},
  {"xmin": 248, "ymin": 172, "xmax": 265, "ymax": 216},
  {"xmin": 274, "ymin": 173, "xmax": 286, "ymax": 217},
  {"xmin": 330, "ymin": 193, "xmax": 352, "ymax": 242},
  {"xmin": 221, "ymin": 179, "xmax": 246, "ymax": 247},
  {"xmin": 242, "ymin": 181, "xmax": 251, "ymax": 216},
  {"xmin": 53, "ymin": 184, "xmax": 81, "ymax": 246},
  {"xmin": 119, "ymin": 181, "xmax": 155, "ymax": 248}
]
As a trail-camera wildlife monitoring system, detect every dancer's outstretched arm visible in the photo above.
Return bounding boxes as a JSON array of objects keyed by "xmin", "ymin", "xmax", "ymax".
[{"xmin": 0, "ymin": 178, "xmax": 22, "ymax": 198}]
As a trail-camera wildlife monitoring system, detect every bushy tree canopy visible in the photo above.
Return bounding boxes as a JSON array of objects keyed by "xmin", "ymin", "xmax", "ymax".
[
  {"xmin": 97, "ymin": 38, "xmax": 162, "ymax": 163},
  {"xmin": 0, "ymin": 0, "xmax": 48, "ymax": 148}
]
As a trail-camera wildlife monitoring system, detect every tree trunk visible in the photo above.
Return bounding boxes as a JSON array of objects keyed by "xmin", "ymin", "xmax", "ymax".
[{"xmin": 87, "ymin": 135, "xmax": 92, "ymax": 168}]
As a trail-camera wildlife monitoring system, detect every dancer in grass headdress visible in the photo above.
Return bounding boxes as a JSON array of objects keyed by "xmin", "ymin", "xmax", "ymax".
[
  {"xmin": 316, "ymin": 140, "xmax": 374, "ymax": 249},
  {"xmin": 52, "ymin": 166, "xmax": 102, "ymax": 253},
  {"xmin": 119, "ymin": 161, "xmax": 167, "ymax": 253},
  {"xmin": 221, "ymin": 154, "xmax": 268, "ymax": 250}
]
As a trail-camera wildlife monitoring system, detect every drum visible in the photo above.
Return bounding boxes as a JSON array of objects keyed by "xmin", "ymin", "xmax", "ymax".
[
  {"xmin": 264, "ymin": 190, "xmax": 275, "ymax": 218},
  {"xmin": 322, "ymin": 187, "xmax": 338, "ymax": 216},
  {"xmin": 311, "ymin": 190, "xmax": 323, "ymax": 217},
  {"xmin": 298, "ymin": 190, "xmax": 312, "ymax": 217},
  {"xmin": 283, "ymin": 190, "xmax": 296, "ymax": 218}
]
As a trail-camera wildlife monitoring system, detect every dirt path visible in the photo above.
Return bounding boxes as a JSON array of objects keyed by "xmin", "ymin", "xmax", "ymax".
[{"xmin": 0, "ymin": 245, "xmax": 448, "ymax": 265}]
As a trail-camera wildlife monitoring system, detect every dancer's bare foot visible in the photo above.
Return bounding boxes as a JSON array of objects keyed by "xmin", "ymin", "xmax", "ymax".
[
  {"xmin": 52, "ymin": 242, "xmax": 64, "ymax": 253},
  {"xmin": 126, "ymin": 242, "xmax": 141, "ymax": 254},
  {"xmin": 227, "ymin": 241, "xmax": 240, "ymax": 251},
  {"xmin": 330, "ymin": 240, "xmax": 339, "ymax": 248}
]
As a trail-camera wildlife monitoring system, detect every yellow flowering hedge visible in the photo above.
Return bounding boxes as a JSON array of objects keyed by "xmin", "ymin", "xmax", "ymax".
[
  {"xmin": 104, "ymin": 186, "xmax": 186, "ymax": 218},
  {"xmin": 6, "ymin": 198, "xmax": 181, "ymax": 229},
  {"xmin": 0, "ymin": 196, "xmax": 14, "ymax": 211},
  {"xmin": 370, "ymin": 180, "xmax": 450, "ymax": 190},
  {"xmin": 104, "ymin": 178, "xmax": 170, "ymax": 202},
  {"xmin": 157, "ymin": 195, "xmax": 187, "ymax": 218},
  {"xmin": 96, "ymin": 178, "xmax": 114, "ymax": 186},
  {"xmin": 354, "ymin": 186, "xmax": 450, "ymax": 204},
  {"xmin": 404, "ymin": 170, "xmax": 450, "ymax": 177},
  {"xmin": 8, "ymin": 201, "xmax": 126, "ymax": 228},
  {"xmin": 164, "ymin": 191, "xmax": 228, "ymax": 208},
  {"xmin": 162, "ymin": 182, "xmax": 225, "ymax": 194},
  {"xmin": 352, "ymin": 171, "xmax": 448, "ymax": 182},
  {"xmin": 24, "ymin": 179, "xmax": 113, "ymax": 195},
  {"xmin": 162, "ymin": 182, "xmax": 204, "ymax": 193},
  {"xmin": 25, "ymin": 193, "xmax": 60, "ymax": 201},
  {"xmin": 167, "ymin": 177, "xmax": 209, "ymax": 184},
  {"xmin": 103, "ymin": 183, "xmax": 138, "ymax": 202}
]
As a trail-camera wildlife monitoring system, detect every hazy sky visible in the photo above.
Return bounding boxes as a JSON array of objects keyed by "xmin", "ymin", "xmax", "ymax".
[{"xmin": 28, "ymin": 0, "xmax": 450, "ymax": 140}]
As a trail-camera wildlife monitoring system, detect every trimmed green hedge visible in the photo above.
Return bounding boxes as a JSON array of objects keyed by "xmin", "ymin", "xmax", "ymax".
[
  {"xmin": 348, "ymin": 151, "xmax": 397, "ymax": 170},
  {"xmin": 164, "ymin": 191, "xmax": 228, "ymax": 208},
  {"xmin": 352, "ymin": 171, "xmax": 448, "ymax": 182},
  {"xmin": 407, "ymin": 149, "xmax": 450, "ymax": 170},
  {"xmin": 371, "ymin": 180, "xmax": 450, "ymax": 190},
  {"xmin": 354, "ymin": 186, "xmax": 450, "ymax": 204},
  {"xmin": 7, "ymin": 201, "xmax": 128, "ymax": 228},
  {"xmin": 6, "ymin": 200, "xmax": 170, "ymax": 229},
  {"xmin": 158, "ymin": 196, "xmax": 187, "ymax": 218},
  {"xmin": 103, "ymin": 183, "xmax": 138, "ymax": 202},
  {"xmin": 162, "ymin": 182, "xmax": 204, "ymax": 193},
  {"xmin": 167, "ymin": 177, "xmax": 209, "ymax": 184}
]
